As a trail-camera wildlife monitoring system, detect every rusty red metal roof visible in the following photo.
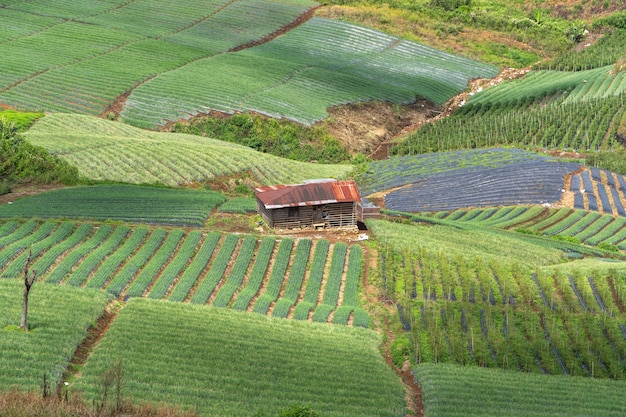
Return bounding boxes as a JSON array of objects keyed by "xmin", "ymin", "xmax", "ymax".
[{"xmin": 255, "ymin": 180, "xmax": 361, "ymax": 209}]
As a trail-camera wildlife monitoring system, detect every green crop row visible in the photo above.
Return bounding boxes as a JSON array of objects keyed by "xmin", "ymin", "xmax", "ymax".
[
  {"xmin": 232, "ymin": 237, "xmax": 276, "ymax": 311},
  {"xmin": 212, "ymin": 236, "xmax": 257, "ymax": 308},
  {"xmin": 190, "ymin": 234, "xmax": 239, "ymax": 305},
  {"xmin": 441, "ymin": 206, "xmax": 626, "ymax": 250},
  {"xmin": 293, "ymin": 240, "xmax": 330, "ymax": 320},
  {"xmin": 218, "ymin": 197, "xmax": 257, "ymax": 214},
  {"xmin": 124, "ymin": 229, "xmax": 184, "ymax": 298},
  {"xmin": 0, "ymin": 222, "xmax": 73, "ymax": 278},
  {"xmin": 0, "ymin": 184, "xmax": 226, "ymax": 227},
  {"xmin": 122, "ymin": 17, "xmax": 498, "ymax": 127},
  {"xmin": 271, "ymin": 239, "xmax": 312, "ymax": 319},
  {"xmin": 148, "ymin": 231, "xmax": 203, "ymax": 300},
  {"xmin": 536, "ymin": 29, "xmax": 626, "ymax": 71},
  {"xmin": 0, "ymin": 0, "xmax": 315, "ymax": 118},
  {"xmin": 371, "ymin": 216, "xmax": 626, "ymax": 378},
  {"xmin": 252, "ymin": 239, "xmax": 294, "ymax": 314},
  {"xmin": 65, "ymin": 226, "xmax": 130, "ymax": 287},
  {"xmin": 313, "ymin": 243, "xmax": 348, "ymax": 323},
  {"xmin": 84, "ymin": 228, "xmax": 149, "ymax": 290},
  {"xmin": 45, "ymin": 225, "xmax": 114, "ymax": 284},
  {"xmin": 168, "ymin": 233, "xmax": 221, "ymax": 302},
  {"xmin": 105, "ymin": 229, "xmax": 167, "ymax": 297}
]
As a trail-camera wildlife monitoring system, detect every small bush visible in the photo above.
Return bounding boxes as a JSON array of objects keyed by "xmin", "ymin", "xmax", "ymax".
[
  {"xmin": 0, "ymin": 181, "xmax": 10, "ymax": 196},
  {"xmin": 598, "ymin": 241, "xmax": 619, "ymax": 252},
  {"xmin": 171, "ymin": 114, "xmax": 349, "ymax": 164},
  {"xmin": 390, "ymin": 335, "xmax": 412, "ymax": 367},
  {"xmin": 0, "ymin": 120, "xmax": 80, "ymax": 185},
  {"xmin": 280, "ymin": 405, "xmax": 320, "ymax": 417},
  {"xmin": 553, "ymin": 235, "xmax": 581, "ymax": 245}
]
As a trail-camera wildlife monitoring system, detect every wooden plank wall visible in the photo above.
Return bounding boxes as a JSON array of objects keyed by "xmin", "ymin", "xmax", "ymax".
[{"xmin": 263, "ymin": 202, "xmax": 357, "ymax": 230}]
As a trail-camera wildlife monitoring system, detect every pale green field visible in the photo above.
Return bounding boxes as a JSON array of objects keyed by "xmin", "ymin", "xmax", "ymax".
[{"xmin": 25, "ymin": 114, "xmax": 353, "ymax": 186}]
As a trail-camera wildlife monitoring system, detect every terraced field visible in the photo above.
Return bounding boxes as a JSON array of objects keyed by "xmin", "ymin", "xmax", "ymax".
[
  {"xmin": 0, "ymin": 184, "xmax": 226, "ymax": 226},
  {"xmin": 0, "ymin": 220, "xmax": 368, "ymax": 327},
  {"xmin": 24, "ymin": 114, "xmax": 353, "ymax": 186},
  {"xmin": 359, "ymin": 148, "xmax": 580, "ymax": 212},
  {"xmin": 122, "ymin": 17, "xmax": 498, "ymax": 127},
  {"xmin": 0, "ymin": 0, "xmax": 497, "ymax": 128},
  {"xmin": 393, "ymin": 29, "xmax": 626, "ymax": 156},
  {"xmin": 359, "ymin": 148, "xmax": 561, "ymax": 196}
]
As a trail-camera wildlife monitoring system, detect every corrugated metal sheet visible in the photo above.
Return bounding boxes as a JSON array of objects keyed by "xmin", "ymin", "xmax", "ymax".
[{"xmin": 255, "ymin": 180, "xmax": 361, "ymax": 209}]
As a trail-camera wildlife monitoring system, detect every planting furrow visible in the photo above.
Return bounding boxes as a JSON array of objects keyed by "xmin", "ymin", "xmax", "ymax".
[
  {"xmin": 312, "ymin": 242, "xmax": 347, "ymax": 323},
  {"xmin": 123, "ymin": 229, "xmax": 185, "ymax": 298},
  {"xmin": 0, "ymin": 222, "xmax": 74, "ymax": 278},
  {"xmin": 232, "ymin": 237, "xmax": 275, "ymax": 311},
  {"xmin": 105, "ymin": 229, "xmax": 168, "ymax": 297},
  {"xmin": 31, "ymin": 223, "xmax": 94, "ymax": 276},
  {"xmin": 292, "ymin": 239, "xmax": 329, "ymax": 320},
  {"xmin": 84, "ymin": 227, "xmax": 149, "ymax": 289},
  {"xmin": 44, "ymin": 225, "xmax": 114, "ymax": 284},
  {"xmin": 148, "ymin": 230, "xmax": 203, "ymax": 299},
  {"xmin": 64, "ymin": 225, "xmax": 131, "ymax": 287},
  {"xmin": 271, "ymin": 238, "xmax": 311, "ymax": 319},
  {"xmin": 189, "ymin": 234, "xmax": 239, "ymax": 304},
  {"xmin": 212, "ymin": 236, "xmax": 257, "ymax": 308},
  {"xmin": 252, "ymin": 238, "xmax": 294, "ymax": 314},
  {"xmin": 168, "ymin": 232, "xmax": 221, "ymax": 302}
]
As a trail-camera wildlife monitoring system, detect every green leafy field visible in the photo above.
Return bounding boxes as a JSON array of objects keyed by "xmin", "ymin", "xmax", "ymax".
[
  {"xmin": 24, "ymin": 114, "xmax": 354, "ymax": 186},
  {"xmin": 73, "ymin": 299, "xmax": 405, "ymax": 417},
  {"xmin": 0, "ymin": 185, "xmax": 226, "ymax": 226},
  {"xmin": 0, "ymin": 279, "xmax": 110, "ymax": 391}
]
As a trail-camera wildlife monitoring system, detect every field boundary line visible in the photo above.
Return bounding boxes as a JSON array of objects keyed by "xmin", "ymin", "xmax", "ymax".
[{"xmin": 57, "ymin": 299, "xmax": 122, "ymax": 393}]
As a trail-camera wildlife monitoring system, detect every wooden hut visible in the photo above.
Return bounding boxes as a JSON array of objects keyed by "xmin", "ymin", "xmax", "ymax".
[{"xmin": 254, "ymin": 180, "xmax": 362, "ymax": 230}]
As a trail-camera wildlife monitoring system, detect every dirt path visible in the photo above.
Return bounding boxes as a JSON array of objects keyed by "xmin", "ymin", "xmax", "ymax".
[
  {"xmin": 57, "ymin": 301, "xmax": 122, "ymax": 395},
  {"xmin": 362, "ymin": 245, "xmax": 423, "ymax": 417}
]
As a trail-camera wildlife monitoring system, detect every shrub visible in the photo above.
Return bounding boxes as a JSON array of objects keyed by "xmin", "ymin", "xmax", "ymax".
[
  {"xmin": 171, "ymin": 114, "xmax": 349, "ymax": 164},
  {"xmin": 0, "ymin": 120, "xmax": 80, "ymax": 185},
  {"xmin": 597, "ymin": 241, "xmax": 619, "ymax": 252}
]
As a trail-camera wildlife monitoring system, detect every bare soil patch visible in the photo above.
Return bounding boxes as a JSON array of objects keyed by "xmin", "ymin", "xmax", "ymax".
[
  {"xmin": 58, "ymin": 301, "xmax": 121, "ymax": 393},
  {"xmin": 325, "ymin": 100, "xmax": 439, "ymax": 159}
]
